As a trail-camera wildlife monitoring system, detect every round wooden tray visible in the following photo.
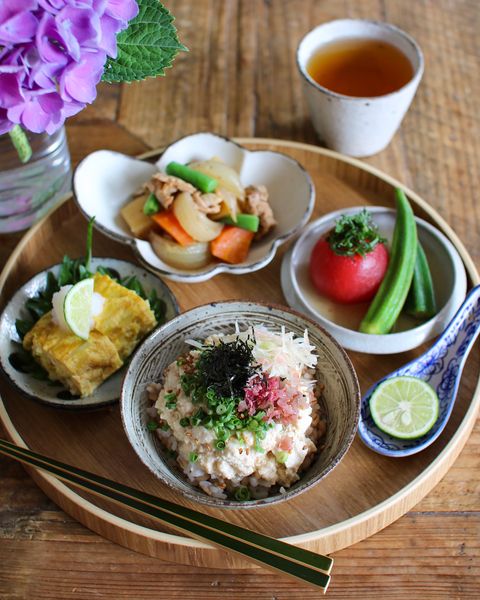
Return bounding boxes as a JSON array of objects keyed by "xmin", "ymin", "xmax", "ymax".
[{"xmin": 1, "ymin": 139, "xmax": 479, "ymax": 569}]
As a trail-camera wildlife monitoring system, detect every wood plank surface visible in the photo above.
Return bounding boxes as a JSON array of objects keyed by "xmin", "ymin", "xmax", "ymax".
[{"xmin": 1, "ymin": 0, "xmax": 479, "ymax": 598}]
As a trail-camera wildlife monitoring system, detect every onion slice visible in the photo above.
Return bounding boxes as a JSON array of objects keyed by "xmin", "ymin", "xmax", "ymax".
[
  {"xmin": 149, "ymin": 231, "xmax": 211, "ymax": 269},
  {"xmin": 173, "ymin": 192, "xmax": 223, "ymax": 242},
  {"xmin": 210, "ymin": 187, "xmax": 238, "ymax": 222},
  {"xmin": 189, "ymin": 159, "xmax": 245, "ymax": 200}
]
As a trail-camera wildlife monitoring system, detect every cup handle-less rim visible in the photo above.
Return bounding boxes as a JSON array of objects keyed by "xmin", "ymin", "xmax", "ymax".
[{"xmin": 296, "ymin": 18, "xmax": 425, "ymax": 102}]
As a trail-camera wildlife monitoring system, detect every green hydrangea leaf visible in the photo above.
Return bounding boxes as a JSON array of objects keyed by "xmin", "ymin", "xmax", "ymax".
[{"xmin": 102, "ymin": 0, "xmax": 187, "ymax": 84}]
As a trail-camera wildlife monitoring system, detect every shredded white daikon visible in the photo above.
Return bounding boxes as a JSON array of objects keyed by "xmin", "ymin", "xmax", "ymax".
[
  {"xmin": 185, "ymin": 338, "xmax": 204, "ymax": 349},
  {"xmin": 249, "ymin": 325, "xmax": 317, "ymax": 380},
  {"xmin": 51, "ymin": 284, "xmax": 72, "ymax": 331}
]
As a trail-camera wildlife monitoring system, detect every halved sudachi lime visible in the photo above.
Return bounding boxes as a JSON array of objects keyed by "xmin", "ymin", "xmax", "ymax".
[
  {"xmin": 63, "ymin": 278, "xmax": 94, "ymax": 340},
  {"xmin": 369, "ymin": 376, "xmax": 439, "ymax": 439}
]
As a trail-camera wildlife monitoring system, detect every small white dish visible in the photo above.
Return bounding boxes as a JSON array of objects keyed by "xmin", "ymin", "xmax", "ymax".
[
  {"xmin": 73, "ymin": 133, "xmax": 315, "ymax": 283},
  {"xmin": 0, "ymin": 258, "xmax": 179, "ymax": 409},
  {"xmin": 282, "ymin": 206, "xmax": 467, "ymax": 354}
]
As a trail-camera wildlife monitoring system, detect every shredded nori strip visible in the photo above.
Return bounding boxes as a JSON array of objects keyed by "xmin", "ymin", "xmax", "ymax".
[{"xmin": 196, "ymin": 337, "xmax": 258, "ymax": 398}]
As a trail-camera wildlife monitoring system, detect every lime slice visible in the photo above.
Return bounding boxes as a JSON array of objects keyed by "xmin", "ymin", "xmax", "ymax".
[
  {"xmin": 63, "ymin": 278, "xmax": 94, "ymax": 340},
  {"xmin": 369, "ymin": 376, "xmax": 439, "ymax": 439}
]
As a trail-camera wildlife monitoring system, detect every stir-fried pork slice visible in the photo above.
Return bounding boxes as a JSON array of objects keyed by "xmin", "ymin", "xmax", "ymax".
[
  {"xmin": 244, "ymin": 185, "xmax": 276, "ymax": 238},
  {"xmin": 145, "ymin": 173, "xmax": 197, "ymax": 210},
  {"xmin": 192, "ymin": 192, "xmax": 222, "ymax": 214}
]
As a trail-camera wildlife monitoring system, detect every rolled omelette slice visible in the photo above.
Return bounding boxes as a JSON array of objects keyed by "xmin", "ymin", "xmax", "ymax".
[
  {"xmin": 92, "ymin": 273, "xmax": 157, "ymax": 362},
  {"xmin": 23, "ymin": 273, "xmax": 157, "ymax": 398},
  {"xmin": 24, "ymin": 312, "xmax": 122, "ymax": 397}
]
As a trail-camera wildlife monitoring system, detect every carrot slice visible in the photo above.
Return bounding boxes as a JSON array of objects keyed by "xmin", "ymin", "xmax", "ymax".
[
  {"xmin": 210, "ymin": 225, "xmax": 254, "ymax": 264},
  {"xmin": 151, "ymin": 211, "xmax": 195, "ymax": 247}
]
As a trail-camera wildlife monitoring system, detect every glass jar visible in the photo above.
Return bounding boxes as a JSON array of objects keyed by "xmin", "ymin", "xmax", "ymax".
[{"xmin": 0, "ymin": 127, "xmax": 71, "ymax": 233}]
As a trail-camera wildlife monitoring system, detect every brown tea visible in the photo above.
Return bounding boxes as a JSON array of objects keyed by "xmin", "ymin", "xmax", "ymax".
[{"xmin": 306, "ymin": 38, "xmax": 413, "ymax": 97}]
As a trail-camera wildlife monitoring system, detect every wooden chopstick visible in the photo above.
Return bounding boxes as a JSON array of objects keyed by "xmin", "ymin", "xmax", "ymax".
[{"xmin": 0, "ymin": 438, "xmax": 332, "ymax": 592}]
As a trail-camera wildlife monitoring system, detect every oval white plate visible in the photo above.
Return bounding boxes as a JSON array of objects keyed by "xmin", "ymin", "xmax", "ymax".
[
  {"xmin": 0, "ymin": 258, "xmax": 179, "ymax": 409},
  {"xmin": 282, "ymin": 206, "xmax": 467, "ymax": 354},
  {"xmin": 73, "ymin": 133, "xmax": 314, "ymax": 282}
]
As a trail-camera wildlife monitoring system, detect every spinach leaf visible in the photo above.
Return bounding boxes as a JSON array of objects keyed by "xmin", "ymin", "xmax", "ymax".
[{"xmin": 9, "ymin": 347, "xmax": 50, "ymax": 381}]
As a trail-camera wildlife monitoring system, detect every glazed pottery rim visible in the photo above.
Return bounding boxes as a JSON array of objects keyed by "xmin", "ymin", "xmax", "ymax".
[
  {"xmin": 120, "ymin": 300, "xmax": 361, "ymax": 509},
  {"xmin": 0, "ymin": 256, "xmax": 180, "ymax": 410}
]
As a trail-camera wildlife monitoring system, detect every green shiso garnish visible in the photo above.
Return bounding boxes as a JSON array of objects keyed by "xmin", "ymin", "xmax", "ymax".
[{"xmin": 327, "ymin": 209, "xmax": 386, "ymax": 257}]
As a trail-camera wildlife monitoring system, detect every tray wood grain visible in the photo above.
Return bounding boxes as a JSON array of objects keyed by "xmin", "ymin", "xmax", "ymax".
[{"xmin": 1, "ymin": 139, "xmax": 479, "ymax": 569}]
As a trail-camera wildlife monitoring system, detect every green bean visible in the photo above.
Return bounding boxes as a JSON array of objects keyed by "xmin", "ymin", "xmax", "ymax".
[{"xmin": 166, "ymin": 161, "xmax": 218, "ymax": 193}]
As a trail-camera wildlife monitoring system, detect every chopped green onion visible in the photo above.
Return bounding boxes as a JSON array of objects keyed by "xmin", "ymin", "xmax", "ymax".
[
  {"xmin": 235, "ymin": 431, "xmax": 245, "ymax": 444},
  {"xmin": 191, "ymin": 389, "xmax": 202, "ymax": 404},
  {"xmin": 179, "ymin": 417, "xmax": 190, "ymax": 427},
  {"xmin": 159, "ymin": 421, "xmax": 170, "ymax": 431},
  {"xmin": 275, "ymin": 451, "xmax": 289, "ymax": 464},
  {"xmin": 180, "ymin": 374, "xmax": 192, "ymax": 394},
  {"xmin": 215, "ymin": 427, "xmax": 228, "ymax": 441},
  {"xmin": 165, "ymin": 391, "xmax": 177, "ymax": 409},
  {"xmin": 215, "ymin": 439, "xmax": 226, "ymax": 450},
  {"xmin": 189, "ymin": 452, "xmax": 198, "ymax": 463},
  {"xmin": 143, "ymin": 193, "xmax": 161, "ymax": 215},
  {"xmin": 234, "ymin": 486, "xmax": 251, "ymax": 501},
  {"xmin": 205, "ymin": 388, "xmax": 217, "ymax": 401},
  {"xmin": 190, "ymin": 410, "xmax": 204, "ymax": 427},
  {"xmin": 147, "ymin": 420, "xmax": 159, "ymax": 431},
  {"xmin": 166, "ymin": 161, "xmax": 218, "ymax": 193}
]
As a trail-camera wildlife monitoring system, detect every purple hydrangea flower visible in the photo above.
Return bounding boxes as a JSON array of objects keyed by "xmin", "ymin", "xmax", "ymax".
[{"xmin": 0, "ymin": 0, "xmax": 138, "ymax": 135}]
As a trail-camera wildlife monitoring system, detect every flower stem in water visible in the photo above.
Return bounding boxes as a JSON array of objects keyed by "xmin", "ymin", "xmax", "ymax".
[{"xmin": 8, "ymin": 125, "xmax": 32, "ymax": 164}]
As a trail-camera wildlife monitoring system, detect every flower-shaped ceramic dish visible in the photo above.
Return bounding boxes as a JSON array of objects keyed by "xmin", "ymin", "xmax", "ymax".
[
  {"xmin": 281, "ymin": 206, "xmax": 467, "ymax": 354},
  {"xmin": 0, "ymin": 258, "xmax": 179, "ymax": 409},
  {"xmin": 121, "ymin": 301, "xmax": 361, "ymax": 509},
  {"xmin": 73, "ymin": 133, "xmax": 314, "ymax": 282}
]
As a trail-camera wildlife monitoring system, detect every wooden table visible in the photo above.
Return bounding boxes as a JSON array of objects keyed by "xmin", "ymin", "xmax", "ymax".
[{"xmin": 1, "ymin": 1, "xmax": 479, "ymax": 597}]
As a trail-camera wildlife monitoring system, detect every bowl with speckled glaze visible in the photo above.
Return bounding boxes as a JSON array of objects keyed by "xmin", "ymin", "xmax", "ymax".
[{"xmin": 121, "ymin": 301, "xmax": 361, "ymax": 508}]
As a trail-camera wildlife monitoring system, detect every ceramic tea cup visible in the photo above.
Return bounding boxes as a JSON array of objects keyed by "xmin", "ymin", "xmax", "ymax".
[{"xmin": 296, "ymin": 19, "xmax": 424, "ymax": 157}]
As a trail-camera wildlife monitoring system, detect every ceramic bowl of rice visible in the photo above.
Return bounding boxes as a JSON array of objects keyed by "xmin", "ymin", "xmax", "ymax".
[{"xmin": 121, "ymin": 301, "xmax": 360, "ymax": 508}]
